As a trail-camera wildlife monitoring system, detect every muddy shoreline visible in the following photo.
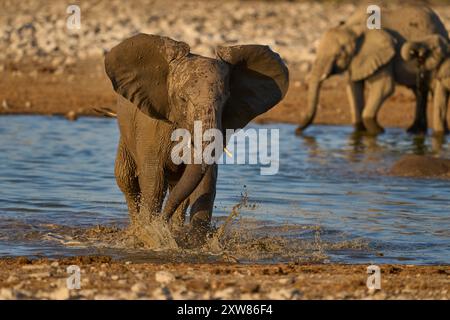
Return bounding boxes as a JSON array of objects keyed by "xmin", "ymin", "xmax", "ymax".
[
  {"xmin": 0, "ymin": 257, "xmax": 448, "ymax": 299},
  {"xmin": 3, "ymin": 65, "xmax": 450, "ymax": 129}
]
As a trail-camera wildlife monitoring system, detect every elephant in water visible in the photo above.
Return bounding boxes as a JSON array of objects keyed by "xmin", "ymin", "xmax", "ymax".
[
  {"xmin": 297, "ymin": 5, "xmax": 449, "ymax": 135},
  {"xmin": 401, "ymin": 35, "xmax": 450, "ymax": 135},
  {"xmin": 104, "ymin": 34, "xmax": 289, "ymax": 246}
]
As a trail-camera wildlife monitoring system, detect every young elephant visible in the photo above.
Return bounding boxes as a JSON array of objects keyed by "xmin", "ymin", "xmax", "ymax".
[
  {"xmin": 401, "ymin": 35, "xmax": 450, "ymax": 135},
  {"xmin": 297, "ymin": 5, "xmax": 449, "ymax": 135},
  {"xmin": 104, "ymin": 34, "xmax": 289, "ymax": 245}
]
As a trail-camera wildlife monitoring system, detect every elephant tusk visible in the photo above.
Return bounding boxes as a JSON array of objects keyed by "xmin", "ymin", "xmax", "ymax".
[
  {"xmin": 224, "ymin": 147, "xmax": 233, "ymax": 158},
  {"xmin": 93, "ymin": 107, "xmax": 117, "ymax": 118}
]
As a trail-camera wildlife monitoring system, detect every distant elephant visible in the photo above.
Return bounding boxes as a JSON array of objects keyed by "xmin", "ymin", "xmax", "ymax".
[
  {"xmin": 297, "ymin": 5, "xmax": 449, "ymax": 135},
  {"xmin": 401, "ymin": 35, "xmax": 450, "ymax": 135},
  {"xmin": 104, "ymin": 34, "xmax": 289, "ymax": 245}
]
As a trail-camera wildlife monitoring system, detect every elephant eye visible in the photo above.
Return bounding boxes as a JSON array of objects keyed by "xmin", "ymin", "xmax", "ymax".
[{"xmin": 336, "ymin": 52, "xmax": 348, "ymax": 67}]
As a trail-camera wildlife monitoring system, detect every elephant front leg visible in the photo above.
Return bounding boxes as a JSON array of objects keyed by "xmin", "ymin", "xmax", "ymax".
[
  {"xmin": 183, "ymin": 165, "xmax": 217, "ymax": 248},
  {"xmin": 346, "ymin": 80, "xmax": 365, "ymax": 132},
  {"xmin": 137, "ymin": 161, "xmax": 167, "ymax": 225},
  {"xmin": 432, "ymin": 81, "xmax": 449, "ymax": 136},
  {"xmin": 407, "ymin": 84, "xmax": 429, "ymax": 135},
  {"xmin": 362, "ymin": 68, "xmax": 395, "ymax": 135},
  {"xmin": 169, "ymin": 190, "xmax": 190, "ymax": 231},
  {"xmin": 115, "ymin": 139, "xmax": 141, "ymax": 227}
]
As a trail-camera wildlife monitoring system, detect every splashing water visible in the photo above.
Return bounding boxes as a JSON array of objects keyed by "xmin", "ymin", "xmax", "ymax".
[{"xmin": 206, "ymin": 190, "xmax": 249, "ymax": 254}]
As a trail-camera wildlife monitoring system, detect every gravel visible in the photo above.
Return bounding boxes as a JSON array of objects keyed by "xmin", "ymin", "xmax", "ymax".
[{"xmin": 0, "ymin": 258, "xmax": 447, "ymax": 299}]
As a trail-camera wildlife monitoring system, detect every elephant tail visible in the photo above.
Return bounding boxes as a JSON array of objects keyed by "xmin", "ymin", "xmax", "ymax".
[{"xmin": 92, "ymin": 107, "xmax": 117, "ymax": 118}]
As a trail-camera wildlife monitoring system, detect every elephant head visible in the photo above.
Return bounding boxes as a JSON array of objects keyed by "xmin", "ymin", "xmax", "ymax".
[
  {"xmin": 401, "ymin": 34, "xmax": 449, "ymax": 71},
  {"xmin": 402, "ymin": 35, "xmax": 450, "ymax": 135},
  {"xmin": 105, "ymin": 34, "xmax": 289, "ymax": 221},
  {"xmin": 298, "ymin": 27, "xmax": 396, "ymax": 132}
]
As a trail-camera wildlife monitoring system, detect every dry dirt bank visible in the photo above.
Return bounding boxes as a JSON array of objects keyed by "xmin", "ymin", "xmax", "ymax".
[{"xmin": 2, "ymin": 63, "xmax": 450, "ymax": 129}]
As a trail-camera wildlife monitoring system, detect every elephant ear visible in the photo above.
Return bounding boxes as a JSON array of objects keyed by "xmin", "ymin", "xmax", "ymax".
[
  {"xmin": 437, "ymin": 58, "xmax": 450, "ymax": 88},
  {"xmin": 349, "ymin": 29, "xmax": 396, "ymax": 81},
  {"xmin": 217, "ymin": 45, "xmax": 289, "ymax": 130},
  {"xmin": 104, "ymin": 33, "xmax": 190, "ymax": 122}
]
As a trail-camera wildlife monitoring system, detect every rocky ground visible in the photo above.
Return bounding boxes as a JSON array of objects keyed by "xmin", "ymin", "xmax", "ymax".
[
  {"xmin": 0, "ymin": 257, "xmax": 448, "ymax": 300},
  {"xmin": 1, "ymin": 0, "xmax": 450, "ymax": 127},
  {"xmin": 0, "ymin": 0, "xmax": 357, "ymax": 72}
]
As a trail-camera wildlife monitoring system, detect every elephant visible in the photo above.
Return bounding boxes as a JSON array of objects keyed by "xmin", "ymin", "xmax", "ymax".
[
  {"xmin": 104, "ymin": 34, "xmax": 289, "ymax": 246},
  {"xmin": 297, "ymin": 5, "xmax": 449, "ymax": 135},
  {"xmin": 401, "ymin": 34, "xmax": 450, "ymax": 135}
]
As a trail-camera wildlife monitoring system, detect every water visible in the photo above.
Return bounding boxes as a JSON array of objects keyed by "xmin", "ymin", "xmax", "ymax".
[{"xmin": 0, "ymin": 115, "xmax": 449, "ymax": 264}]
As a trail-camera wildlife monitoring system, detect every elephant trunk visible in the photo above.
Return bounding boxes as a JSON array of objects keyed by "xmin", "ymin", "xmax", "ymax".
[
  {"xmin": 297, "ymin": 56, "xmax": 333, "ymax": 133},
  {"xmin": 297, "ymin": 77, "xmax": 322, "ymax": 132},
  {"xmin": 162, "ymin": 163, "xmax": 205, "ymax": 222},
  {"xmin": 162, "ymin": 105, "xmax": 218, "ymax": 222}
]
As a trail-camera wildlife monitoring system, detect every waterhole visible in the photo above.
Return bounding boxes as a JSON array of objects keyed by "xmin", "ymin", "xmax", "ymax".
[{"xmin": 0, "ymin": 116, "xmax": 449, "ymax": 264}]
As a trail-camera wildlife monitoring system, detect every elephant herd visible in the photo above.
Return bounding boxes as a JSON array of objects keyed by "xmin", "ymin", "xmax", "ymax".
[
  {"xmin": 298, "ymin": 5, "xmax": 450, "ymax": 136},
  {"xmin": 103, "ymin": 5, "xmax": 449, "ymax": 247}
]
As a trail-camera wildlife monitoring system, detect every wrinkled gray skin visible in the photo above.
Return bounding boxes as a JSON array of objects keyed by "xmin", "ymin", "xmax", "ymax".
[
  {"xmin": 402, "ymin": 35, "xmax": 450, "ymax": 135},
  {"xmin": 298, "ymin": 5, "xmax": 449, "ymax": 135},
  {"xmin": 105, "ymin": 34, "xmax": 289, "ymax": 246}
]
